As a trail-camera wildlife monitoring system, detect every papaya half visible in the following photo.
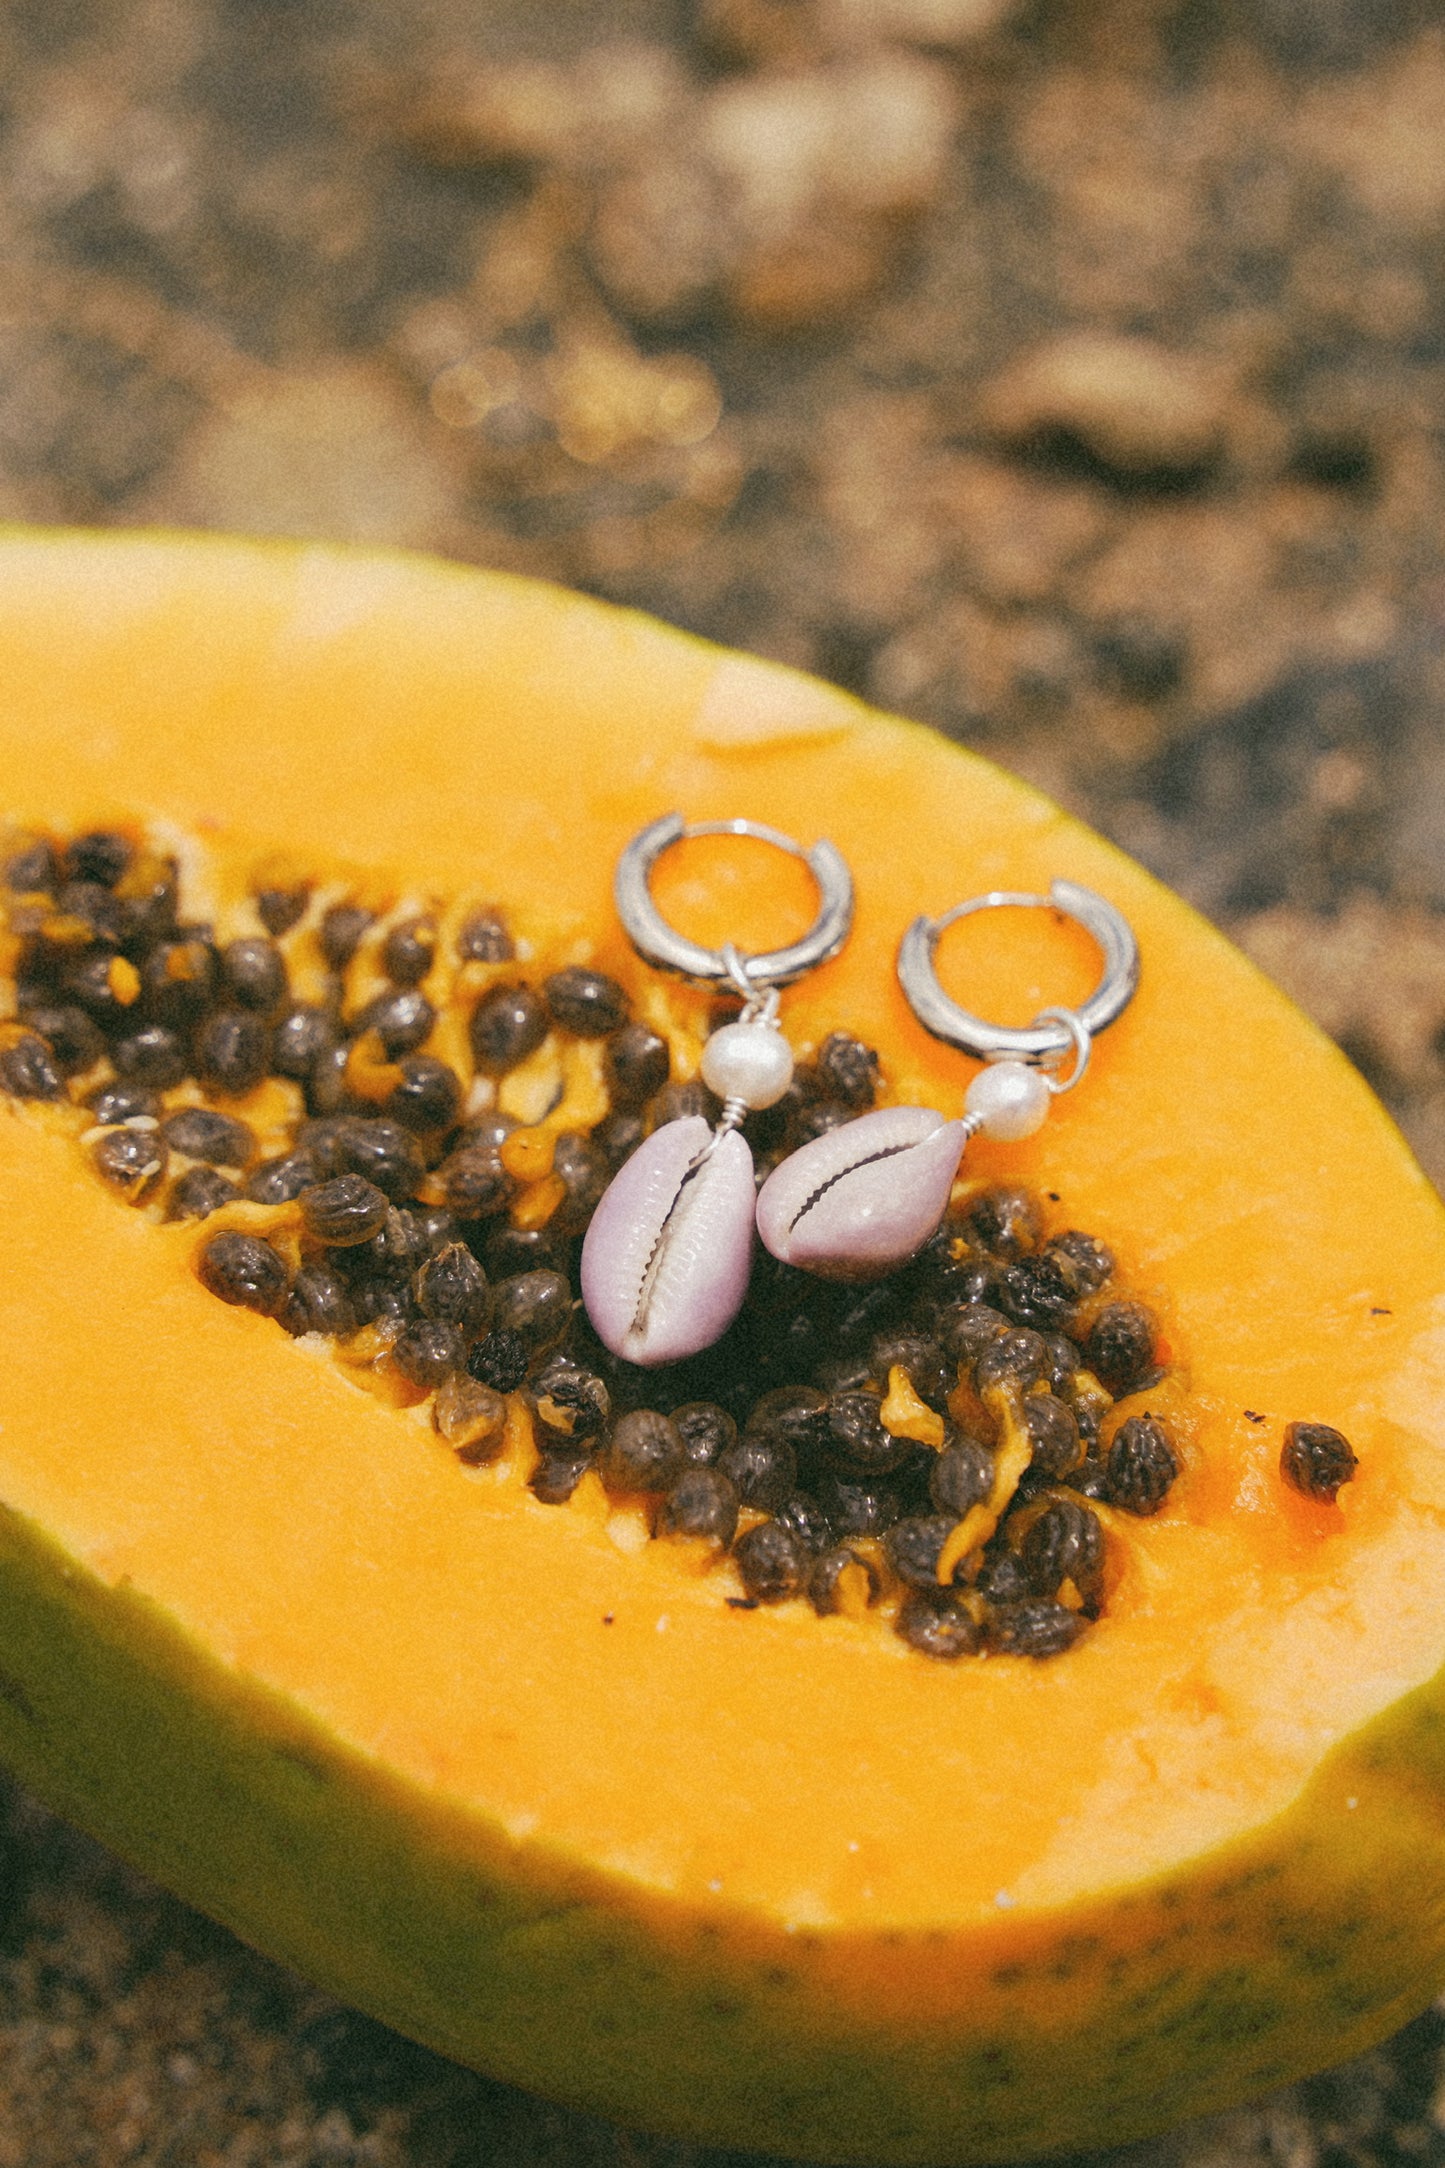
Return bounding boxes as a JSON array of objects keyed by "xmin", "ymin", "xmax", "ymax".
[{"xmin": 0, "ymin": 527, "xmax": 1444, "ymax": 2165}]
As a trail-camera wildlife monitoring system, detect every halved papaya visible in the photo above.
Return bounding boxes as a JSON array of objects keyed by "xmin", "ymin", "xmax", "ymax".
[{"xmin": 1, "ymin": 528, "xmax": 1444, "ymax": 2165}]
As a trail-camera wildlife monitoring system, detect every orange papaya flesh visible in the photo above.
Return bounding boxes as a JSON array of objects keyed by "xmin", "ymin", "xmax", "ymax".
[{"xmin": 0, "ymin": 530, "xmax": 1444, "ymax": 2161}]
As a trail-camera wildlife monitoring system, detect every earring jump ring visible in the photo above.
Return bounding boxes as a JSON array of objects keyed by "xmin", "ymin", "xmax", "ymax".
[
  {"xmin": 897, "ymin": 878, "xmax": 1139, "ymax": 1064},
  {"xmin": 1033, "ymin": 1004, "xmax": 1091, "ymax": 1094},
  {"xmin": 614, "ymin": 811, "xmax": 854, "ymax": 990}
]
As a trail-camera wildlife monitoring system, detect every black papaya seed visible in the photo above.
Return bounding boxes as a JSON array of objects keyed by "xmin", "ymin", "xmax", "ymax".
[
  {"xmin": 197, "ymin": 1230, "xmax": 288, "ymax": 1313},
  {"xmin": 1280, "ymin": 1421, "xmax": 1357, "ymax": 1503}
]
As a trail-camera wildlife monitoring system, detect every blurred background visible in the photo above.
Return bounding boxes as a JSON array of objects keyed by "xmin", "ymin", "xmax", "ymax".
[{"xmin": 3, "ymin": 0, "xmax": 1445, "ymax": 2161}]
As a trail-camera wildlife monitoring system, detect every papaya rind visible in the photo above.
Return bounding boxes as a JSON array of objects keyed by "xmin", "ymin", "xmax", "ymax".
[{"xmin": 2, "ymin": 1486, "xmax": 1445, "ymax": 2164}]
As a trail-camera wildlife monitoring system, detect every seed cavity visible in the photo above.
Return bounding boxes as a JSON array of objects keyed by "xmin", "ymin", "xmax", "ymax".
[{"xmin": 0, "ymin": 820, "xmax": 1344, "ymax": 1662}]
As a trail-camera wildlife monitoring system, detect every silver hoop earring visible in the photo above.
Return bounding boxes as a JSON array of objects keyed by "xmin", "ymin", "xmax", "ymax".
[
  {"xmin": 581, "ymin": 813, "xmax": 854, "ymax": 1366},
  {"xmin": 754, "ymin": 878, "xmax": 1138, "ymax": 1281},
  {"xmin": 896, "ymin": 879, "xmax": 1138, "ymax": 1138}
]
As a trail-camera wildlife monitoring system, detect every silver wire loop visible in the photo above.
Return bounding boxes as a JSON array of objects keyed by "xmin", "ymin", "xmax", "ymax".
[
  {"xmin": 896, "ymin": 879, "xmax": 1139, "ymax": 1065},
  {"xmin": 720, "ymin": 943, "xmax": 782, "ymax": 1025},
  {"xmin": 614, "ymin": 812, "xmax": 854, "ymax": 990},
  {"xmin": 1034, "ymin": 1005, "xmax": 1091, "ymax": 1094}
]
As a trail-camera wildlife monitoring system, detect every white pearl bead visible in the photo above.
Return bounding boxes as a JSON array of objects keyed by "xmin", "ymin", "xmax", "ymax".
[
  {"xmin": 964, "ymin": 1060, "xmax": 1051, "ymax": 1141},
  {"xmin": 700, "ymin": 1021, "xmax": 795, "ymax": 1110}
]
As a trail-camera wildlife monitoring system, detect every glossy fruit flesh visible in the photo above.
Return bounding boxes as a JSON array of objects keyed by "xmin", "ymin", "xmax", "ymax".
[{"xmin": 1, "ymin": 532, "xmax": 1445, "ymax": 2162}]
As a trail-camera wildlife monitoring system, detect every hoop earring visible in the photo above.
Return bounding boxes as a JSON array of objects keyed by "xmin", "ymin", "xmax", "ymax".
[
  {"xmin": 898, "ymin": 878, "xmax": 1139, "ymax": 1123},
  {"xmin": 754, "ymin": 878, "xmax": 1138, "ymax": 1277},
  {"xmin": 581, "ymin": 813, "xmax": 853, "ymax": 1366}
]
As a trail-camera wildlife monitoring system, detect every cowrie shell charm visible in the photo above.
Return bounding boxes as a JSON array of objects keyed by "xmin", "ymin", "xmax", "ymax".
[
  {"xmin": 581, "ymin": 1116, "xmax": 755, "ymax": 1366},
  {"xmin": 755, "ymin": 1105, "xmax": 968, "ymax": 1279}
]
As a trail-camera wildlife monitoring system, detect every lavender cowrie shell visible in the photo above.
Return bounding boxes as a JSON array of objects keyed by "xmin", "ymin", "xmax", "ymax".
[
  {"xmin": 755, "ymin": 1105, "xmax": 968, "ymax": 1280},
  {"xmin": 581, "ymin": 1116, "xmax": 757, "ymax": 1366}
]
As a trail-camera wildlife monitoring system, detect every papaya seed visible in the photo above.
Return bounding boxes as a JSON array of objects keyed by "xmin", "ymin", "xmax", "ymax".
[{"xmin": 1281, "ymin": 1421, "xmax": 1358, "ymax": 1502}]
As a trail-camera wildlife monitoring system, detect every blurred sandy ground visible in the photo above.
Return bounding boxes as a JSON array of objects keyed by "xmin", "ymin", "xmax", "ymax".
[{"xmin": 3, "ymin": 1, "xmax": 1445, "ymax": 2163}]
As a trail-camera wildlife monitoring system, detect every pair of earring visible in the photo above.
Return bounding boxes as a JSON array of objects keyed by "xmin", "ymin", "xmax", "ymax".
[{"xmin": 580, "ymin": 812, "xmax": 1140, "ymax": 1367}]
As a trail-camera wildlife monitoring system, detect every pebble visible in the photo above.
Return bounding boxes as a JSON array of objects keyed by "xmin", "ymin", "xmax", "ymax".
[
  {"xmin": 401, "ymin": 60, "xmax": 582, "ymax": 168},
  {"xmin": 979, "ymin": 334, "xmax": 1235, "ymax": 483},
  {"xmin": 703, "ymin": 54, "xmax": 957, "ymax": 230},
  {"xmin": 696, "ymin": 0, "xmax": 826, "ymax": 69},
  {"xmin": 700, "ymin": 54, "xmax": 958, "ymax": 328},
  {"xmin": 820, "ymin": 0, "xmax": 1024, "ymax": 51},
  {"xmin": 587, "ymin": 155, "xmax": 737, "ymax": 327},
  {"xmin": 400, "ymin": 43, "xmax": 689, "ymax": 175}
]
